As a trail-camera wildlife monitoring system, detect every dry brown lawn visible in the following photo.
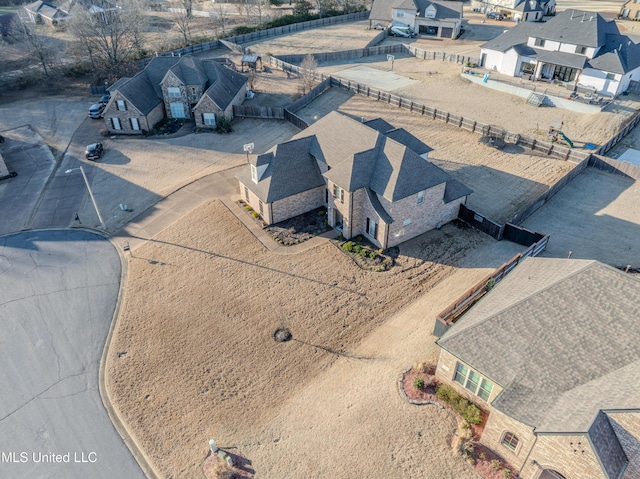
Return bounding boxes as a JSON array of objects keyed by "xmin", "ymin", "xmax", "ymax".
[{"xmin": 107, "ymin": 200, "xmax": 523, "ymax": 478}]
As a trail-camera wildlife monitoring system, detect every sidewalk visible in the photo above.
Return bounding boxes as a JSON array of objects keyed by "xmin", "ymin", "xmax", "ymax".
[{"xmin": 114, "ymin": 165, "xmax": 337, "ymax": 254}]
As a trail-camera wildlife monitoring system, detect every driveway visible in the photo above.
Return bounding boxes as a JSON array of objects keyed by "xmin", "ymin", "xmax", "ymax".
[{"xmin": 0, "ymin": 229, "xmax": 145, "ymax": 479}]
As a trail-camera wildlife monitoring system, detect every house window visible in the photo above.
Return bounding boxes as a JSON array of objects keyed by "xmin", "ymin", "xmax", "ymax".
[
  {"xmin": 397, "ymin": 11, "xmax": 404, "ymax": 17},
  {"xmin": 332, "ymin": 184, "xmax": 344, "ymax": 203},
  {"xmin": 417, "ymin": 190, "xmax": 425, "ymax": 205},
  {"xmin": 366, "ymin": 217, "xmax": 378, "ymax": 240},
  {"xmin": 403, "ymin": 218, "xmax": 412, "ymax": 226},
  {"xmin": 130, "ymin": 118, "xmax": 140, "ymax": 130},
  {"xmin": 534, "ymin": 38, "xmax": 545, "ymax": 47},
  {"xmin": 168, "ymin": 87, "xmax": 181, "ymax": 98},
  {"xmin": 453, "ymin": 362, "xmax": 494, "ymax": 402},
  {"xmin": 575, "ymin": 45, "xmax": 587, "ymax": 54},
  {"xmin": 606, "ymin": 73, "xmax": 616, "ymax": 80},
  {"xmin": 251, "ymin": 164, "xmax": 258, "ymax": 183},
  {"xmin": 111, "ymin": 118, "xmax": 121, "ymax": 130},
  {"xmin": 501, "ymin": 432, "xmax": 519, "ymax": 451},
  {"xmin": 244, "ymin": 186, "xmax": 249, "ymax": 202},
  {"xmin": 117, "ymin": 100, "xmax": 126, "ymax": 111},
  {"xmin": 203, "ymin": 113, "xmax": 216, "ymax": 126},
  {"xmin": 259, "ymin": 200, "xmax": 263, "ymax": 215},
  {"xmin": 190, "ymin": 86, "xmax": 197, "ymax": 95}
]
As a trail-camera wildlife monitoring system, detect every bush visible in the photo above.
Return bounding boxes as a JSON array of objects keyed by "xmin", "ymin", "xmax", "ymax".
[
  {"xmin": 435, "ymin": 384, "xmax": 483, "ymax": 424},
  {"xmin": 251, "ymin": 212, "xmax": 260, "ymax": 218},
  {"xmin": 502, "ymin": 469, "xmax": 512, "ymax": 478},
  {"xmin": 230, "ymin": 25, "xmax": 259, "ymax": 36},
  {"xmin": 216, "ymin": 116, "xmax": 232, "ymax": 133},
  {"xmin": 244, "ymin": 205, "xmax": 252, "ymax": 211},
  {"xmin": 491, "ymin": 459, "xmax": 502, "ymax": 470},
  {"xmin": 413, "ymin": 377, "xmax": 425, "ymax": 390},
  {"xmin": 341, "ymin": 241, "xmax": 356, "ymax": 252}
]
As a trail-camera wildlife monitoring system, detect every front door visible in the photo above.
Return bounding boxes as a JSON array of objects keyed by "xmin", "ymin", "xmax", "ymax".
[
  {"xmin": 335, "ymin": 210, "xmax": 343, "ymax": 232},
  {"xmin": 170, "ymin": 102, "xmax": 185, "ymax": 119}
]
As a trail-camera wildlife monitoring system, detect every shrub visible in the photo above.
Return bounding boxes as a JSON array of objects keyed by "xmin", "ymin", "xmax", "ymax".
[
  {"xmin": 502, "ymin": 469, "xmax": 512, "ymax": 478},
  {"xmin": 251, "ymin": 212, "xmax": 260, "ymax": 218},
  {"xmin": 230, "ymin": 25, "xmax": 259, "ymax": 36},
  {"xmin": 341, "ymin": 241, "xmax": 356, "ymax": 252},
  {"xmin": 317, "ymin": 210, "xmax": 325, "ymax": 216},
  {"xmin": 216, "ymin": 116, "xmax": 233, "ymax": 133},
  {"xmin": 244, "ymin": 205, "xmax": 252, "ymax": 211},
  {"xmin": 413, "ymin": 377, "xmax": 425, "ymax": 390},
  {"xmin": 491, "ymin": 459, "xmax": 502, "ymax": 470},
  {"xmin": 435, "ymin": 384, "xmax": 483, "ymax": 424},
  {"xmin": 367, "ymin": 250, "xmax": 377, "ymax": 259}
]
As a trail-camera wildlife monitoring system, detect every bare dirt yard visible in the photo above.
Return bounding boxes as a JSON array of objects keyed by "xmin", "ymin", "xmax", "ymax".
[
  {"xmin": 296, "ymin": 88, "xmax": 577, "ymax": 223},
  {"xmin": 107, "ymin": 199, "xmax": 524, "ymax": 479}
]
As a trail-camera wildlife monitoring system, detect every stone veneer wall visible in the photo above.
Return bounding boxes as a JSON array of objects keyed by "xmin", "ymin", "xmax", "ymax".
[
  {"xmin": 194, "ymin": 81, "xmax": 247, "ymax": 128},
  {"xmin": 520, "ymin": 434, "xmax": 606, "ymax": 479},
  {"xmin": 481, "ymin": 407, "xmax": 537, "ymax": 472},
  {"xmin": 162, "ymin": 70, "xmax": 203, "ymax": 119},
  {"xmin": 0, "ymin": 154, "xmax": 9, "ymax": 177}
]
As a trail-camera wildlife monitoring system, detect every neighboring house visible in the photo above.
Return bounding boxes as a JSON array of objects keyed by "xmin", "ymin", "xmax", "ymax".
[
  {"xmin": 103, "ymin": 55, "xmax": 246, "ymax": 135},
  {"xmin": 471, "ymin": 0, "xmax": 555, "ymax": 21},
  {"xmin": 369, "ymin": 0, "xmax": 463, "ymax": 39},
  {"xmin": 24, "ymin": 0, "xmax": 118, "ymax": 25},
  {"xmin": 620, "ymin": 0, "xmax": 640, "ymax": 20},
  {"xmin": 481, "ymin": 9, "xmax": 640, "ymax": 97},
  {"xmin": 435, "ymin": 257, "xmax": 640, "ymax": 479},
  {"xmin": 237, "ymin": 112, "xmax": 471, "ymax": 249}
]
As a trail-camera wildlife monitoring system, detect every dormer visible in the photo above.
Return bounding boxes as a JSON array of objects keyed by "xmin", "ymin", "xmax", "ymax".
[
  {"xmin": 425, "ymin": 4, "xmax": 437, "ymax": 19},
  {"xmin": 250, "ymin": 153, "xmax": 271, "ymax": 183}
]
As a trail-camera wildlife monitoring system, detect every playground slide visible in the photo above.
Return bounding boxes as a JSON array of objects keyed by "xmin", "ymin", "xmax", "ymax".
[{"xmin": 558, "ymin": 131, "xmax": 574, "ymax": 148}]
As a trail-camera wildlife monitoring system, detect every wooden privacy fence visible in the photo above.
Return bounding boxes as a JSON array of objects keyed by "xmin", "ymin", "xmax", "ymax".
[
  {"xmin": 458, "ymin": 204, "xmax": 503, "ymax": 240},
  {"xmin": 233, "ymin": 105, "xmax": 284, "ymax": 119},
  {"xmin": 589, "ymin": 154, "xmax": 640, "ymax": 180},
  {"xmin": 405, "ymin": 44, "xmax": 479, "ymax": 66},
  {"xmin": 287, "ymin": 77, "xmax": 332, "ymax": 112},
  {"xmin": 432, "ymin": 234, "xmax": 550, "ymax": 338},
  {"xmin": 596, "ymin": 109, "xmax": 640, "ymax": 156},
  {"xmin": 283, "ymin": 109, "xmax": 309, "ymax": 129}
]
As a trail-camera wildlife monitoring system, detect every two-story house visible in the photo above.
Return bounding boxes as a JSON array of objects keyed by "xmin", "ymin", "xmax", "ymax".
[
  {"xmin": 435, "ymin": 257, "xmax": 640, "ymax": 479},
  {"xmin": 620, "ymin": 0, "xmax": 640, "ymax": 21},
  {"xmin": 103, "ymin": 55, "xmax": 247, "ymax": 135},
  {"xmin": 471, "ymin": 0, "xmax": 555, "ymax": 22},
  {"xmin": 369, "ymin": 0, "xmax": 463, "ymax": 39},
  {"xmin": 236, "ymin": 112, "xmax": 472, "ymax": 249},
  {"xmin": 480, "ymin": 9, "xmax": 640, "ymax": 97},
  {"xmin": 24, "ymin": 0, "xmax": 118, "ymax": 25}
]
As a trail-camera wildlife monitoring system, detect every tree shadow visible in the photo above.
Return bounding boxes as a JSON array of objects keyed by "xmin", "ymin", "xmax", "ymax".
[{"xmin": 291, "ymin": 338, "xmax": 379, "ymax": 361}]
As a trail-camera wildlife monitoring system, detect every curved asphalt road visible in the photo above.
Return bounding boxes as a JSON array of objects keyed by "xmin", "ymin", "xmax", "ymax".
[{"xmin": 0, "ymin": 229, "xmax": 145, "ymax": 479}]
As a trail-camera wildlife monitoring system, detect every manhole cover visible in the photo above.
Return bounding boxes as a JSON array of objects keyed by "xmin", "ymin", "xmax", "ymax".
[{"xmin": 273, "ymin": 328, "xmax": 292, "ymax": 342}]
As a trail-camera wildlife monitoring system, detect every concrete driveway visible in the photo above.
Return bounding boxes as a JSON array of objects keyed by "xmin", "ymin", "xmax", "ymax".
[{"xmin": 0, "ymin": 229, "xmax": 145, "ymax": 479}]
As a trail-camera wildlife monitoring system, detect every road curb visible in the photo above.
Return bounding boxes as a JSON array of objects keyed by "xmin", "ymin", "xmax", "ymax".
[{"xmin": 98, "ymin": 234, "xmax": 163, "ymax": 479}]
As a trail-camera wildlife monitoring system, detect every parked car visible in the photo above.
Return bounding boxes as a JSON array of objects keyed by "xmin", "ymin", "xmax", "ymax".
[
  {"xmin": 88, "ymin": 103, "xmax": 105, "ymax": 119},
  {"xmin": 373, "ymin": 22, "xmax": 388, "ymax": 30},
  {"xmin": 85, "ymin": 143, "xmax": 104, "ymax": 160},
  {"xmin": 390, "ymin": 26, "xmax": 416, "ymax": 37},
  {"xmin": 99, "ymin": 94, "xmax": 111, "ymax": 105}
]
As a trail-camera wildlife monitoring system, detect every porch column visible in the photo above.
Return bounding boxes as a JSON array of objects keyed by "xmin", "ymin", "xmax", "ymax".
[{"xmin": 533, "ymin": 62, "xmax": 543, "ymax": 81}]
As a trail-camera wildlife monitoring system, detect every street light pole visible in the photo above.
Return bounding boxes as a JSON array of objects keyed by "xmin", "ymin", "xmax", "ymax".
[{"xmin": 66, "ymin": 166, "xmax": 106, "ymax": 230}]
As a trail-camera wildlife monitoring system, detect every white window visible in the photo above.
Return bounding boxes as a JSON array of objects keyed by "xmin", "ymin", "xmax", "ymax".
[
  {"xmin": 417, "ymin": 190, "xmax": 425, "ymax": 205},
  {"xmin": 170, "ymin": 102, "xmax": 185, "ymax": 119},
  {"xmin": 453, "ymin": 363, "xmax": 494, "ymax": 402},
  {"xmin": 111, "ymin": 117, "xmax": 121, "ymax": 130},
  {"xmin": 168, "ymin": 87, "xmax": 181, "ymax": 98},
  {"xmin": 203, "ymin": 113, "xmax": 216, "ymax": 126},
  {"xmin": 501, "ymin": 432, "xmax": 519, "ymax": 451},
  {"xmin": 117, "ymin": 100, "xmax": 126, "ymax": 111},
  {"xmin": 251, "ymin": 164, "xmax": 258, "ymax": 183},
  {"xmin": 403, "ymin": 218, "xmax": 412, "ymax": 226},
  {"xmin": 397, "ymin": 11, "xmax": 404, "ymax": 17},
  {"xmin": 244, "ymin": 185, "xmax": 249, "ymax": 202},
  {"xmin": 575, "ymin": 45, "xmax": 587, "ymax": 54},
  {"xmin": 366, "ymin": 217, "xmax": 378, "ymax": 239},
  {"xmin": 259, "ymin": 200, "xmax": 263, "ymax": 215},
  {"xmin": 534, "ymin": 38, "xmax": 545, "ymax": 47},
  {"xmin": 332, "ymin": 184, "xmax": 344, "ymax": 203},
  {"xmin": 606, "ymin": 72, "xmax": 616, "ymax": 80},
  {"xmin": 130, "ymin": 118, "xmax": 140, "ymax": 130}
]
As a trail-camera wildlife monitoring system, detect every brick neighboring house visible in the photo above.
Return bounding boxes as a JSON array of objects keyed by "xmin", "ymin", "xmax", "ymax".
[
  {"xmin": 103, "ymin": 55, "xmax": 246, "ymax": 135},
  {"xmin": 620, "ymin": 0, "xmax": 640, "ymax": 20},
  {"xmin": 369, "ymin": 0, "xmax": 463, "ymax": 38},
  {"xmin": 237, "ymin": 111, "xmax": 471, "ymax": 249},
  {"xmin": 435, "ymin": 257, "xmax": 640, "ymax": 479}
]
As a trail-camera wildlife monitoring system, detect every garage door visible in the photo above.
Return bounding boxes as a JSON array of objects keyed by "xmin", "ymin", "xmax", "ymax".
[{"xmin": 440, "ymin": 27, "xmax": 453, "ymax": 38}]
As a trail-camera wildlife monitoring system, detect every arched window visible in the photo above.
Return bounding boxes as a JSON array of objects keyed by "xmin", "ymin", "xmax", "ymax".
[{"xmin": 501, "ymin": 432, "xmax": 519, "ymax": 451}]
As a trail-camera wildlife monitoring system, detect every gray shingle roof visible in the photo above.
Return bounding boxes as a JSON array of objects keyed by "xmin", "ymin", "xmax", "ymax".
[
  {"xmin": 236, "ymin": 137, "xmax": 325, "ymax": 203},
  {"xmin": 198, "ymin": 62, "xmax": 247, "ymax": 111},
  {"xmin": 363, "ymin": 118, "xmax": 396, "ymax": 133},
  {"xmin": 385, "ymin": 128, "xmax": 433, "ymax": 156},
  {"xmin": 481, "ymin": 21, "xmax": 540, "ymax": 53},
  {"xmin": 240, "ymin": 112, "xmax": 469, "ymax": 214},
  {"xmin": 588, "ymin": 34, "xmax": 640, "ymax": 74},
  {"xmin": 438, "ymin": 258, "xmax": 640, "ymax": 436},
  {"xmin": 369, "ymin": 0, "xmax": 394, "ymax": 21},
  {"xmin": 588, "ymin": 411, "xmax": 628, "ymax": 479},
  {"xmin": 444, "ymin": 178, "xmax": 472, "ymax": 203},
  {"xmin": 167, "ymin": 55, "xmax": 208, "ymax": 87},
  {"xmin": 533, "ymin": 49, "xmax": 587, "ymax": 69},
  {"xmin": 534, "ymin": 9, "xmax": 617, "ymax": 47},
  {"xmin": 414, "ymin": 0, "xmax": 462, "ymax": 21}
]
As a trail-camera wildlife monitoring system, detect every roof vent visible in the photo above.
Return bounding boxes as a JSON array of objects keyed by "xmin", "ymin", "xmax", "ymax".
[
  {"xmin": 590, "ymin": 15, "xmax": 594, "ymax": 21},
  {"xmin": 570, "ymin": 10, "xmax": 574, "ymax": 19},
  {"xmin": 581, "ymin": 12, "xmax": 586, "ymax": 22}
]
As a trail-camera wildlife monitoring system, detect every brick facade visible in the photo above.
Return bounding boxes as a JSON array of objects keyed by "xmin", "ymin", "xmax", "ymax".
[
  {"xmin": 436, "ymin": 349, "xmax": 502, "ymax": 406},
  {"xmin": 481, "ymin": 407, "xmax": 537, "ymax": 472},
  {"xmin": 103, "ymin": 92, "xmax": 164, "ymax": 135},
  {"xmin": 193, "ymin": 83, "xmax": 246, "ymax": 129},
  {"xmin": 271, "ymin": 186, "xmax": 325, "ymax": 223},
  {"xmin": 239, "ymin": 180, "xmax": 271, "ymax": 223},
  {"xmin": 161, "ymin": 70, "xmax": 203, "ymax": 120}
]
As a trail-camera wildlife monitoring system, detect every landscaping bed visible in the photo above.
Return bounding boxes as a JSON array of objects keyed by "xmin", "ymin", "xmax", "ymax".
[{"xmin": 336, "ymin": 237, "xmax": 397, "ymax": 272}]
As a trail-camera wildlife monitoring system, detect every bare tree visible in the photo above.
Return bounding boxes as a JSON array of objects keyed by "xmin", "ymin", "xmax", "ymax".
[
  {"xmin": 7, "ymin": 16, "xmax": 58, "ymax": 76},
  {"xmin": 68, "ymin": 1, "xmax": 143, "ymax": 78},
  {"xmin": 249, "ymin": 0, "xmax": 267, "ymax": 25},
  {"xmin": 181, "ymin": 0, "xmax": 194, "ymax": 18},
  {"xmin": 299, "ymin": 54, "xmax": 317, "ymax": 94},
  {"xmin": 211, "ymin": 2, "xmax": 230, "ymax": 37},
  {"xmin": 172, "ymin": 9, "xmax": 193, "ymax": 45}
]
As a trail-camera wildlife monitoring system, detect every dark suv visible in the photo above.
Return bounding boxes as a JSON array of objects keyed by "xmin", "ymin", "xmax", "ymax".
[{"xmin": 85, "ymin": 143, "xmax": 104, "ymax": 160}]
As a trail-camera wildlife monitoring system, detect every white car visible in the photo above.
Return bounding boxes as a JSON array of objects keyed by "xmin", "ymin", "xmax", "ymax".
[{"xmin": 390, "ymin": 26, "xmax": 416, "ymax": 38}]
